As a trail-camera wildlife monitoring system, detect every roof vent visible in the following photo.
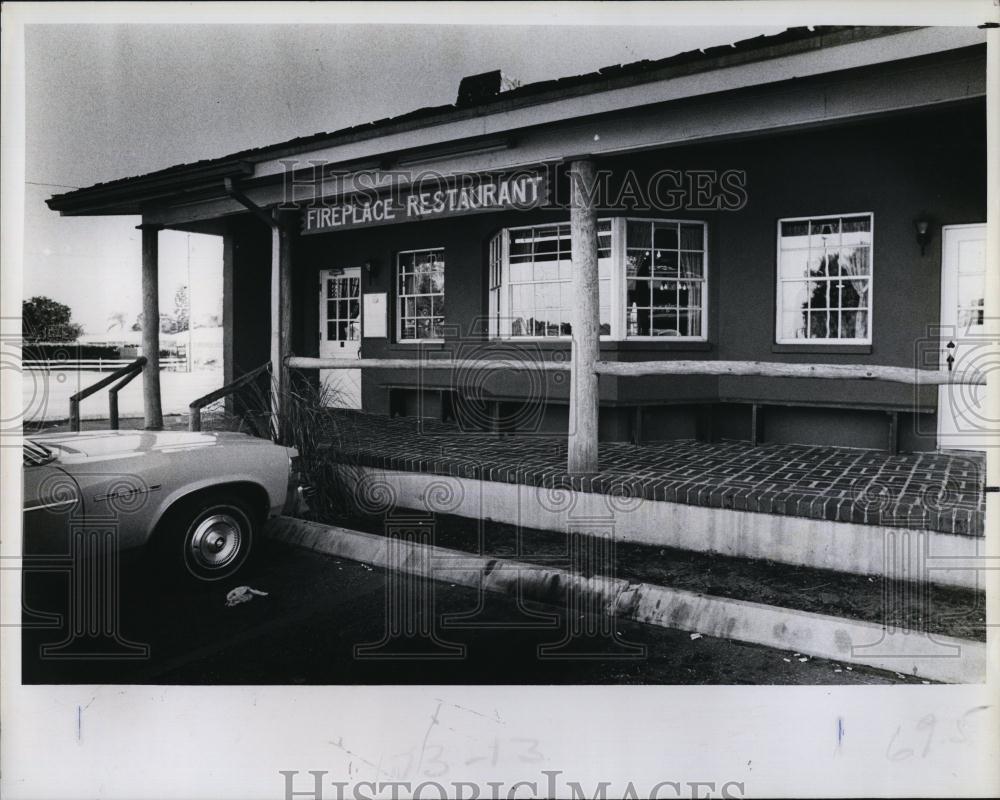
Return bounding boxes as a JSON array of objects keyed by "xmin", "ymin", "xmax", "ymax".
[{"xmin": 456, "ymin": 70, "xmax": 503, "ymax": 107}]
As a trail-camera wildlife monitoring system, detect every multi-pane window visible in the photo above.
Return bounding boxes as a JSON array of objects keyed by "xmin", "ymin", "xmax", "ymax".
[
  {"xmin": 326, "ymin": 274, "xmax": 360, "ymax": 341},
  {"xmin": 503, "ymin": 221, "xmax": 612, "ymax": 337},
  {"xmin": 956, "ymin": 237, "xmax": 986, "ymax": 329},
  {"xmin": 487, "ymin": 218, "xmax": 708, "ymax": 340},
  {"xmin": 625, "ymin": 220, "xmax": 706, "ymax": 337},
  {"xmin": 397, "ymin": 248, "xmax": 445, "ymax": 341},
  {"xmin": 776, "ymin": 214, "xmax": 872, "ymax": 343},
  {"xmin": 488, "ymin": 233, "xmax": 503, "ymax": 339}
]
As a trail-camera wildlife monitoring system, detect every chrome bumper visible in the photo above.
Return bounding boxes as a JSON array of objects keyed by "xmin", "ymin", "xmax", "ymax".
[
  {"xmin": 282, "ymin": 483, "xmax": 313, "ymax": 517},
  {"xmin": 282, "ymin": 449, "xmax": 313, "ymax": 517}
]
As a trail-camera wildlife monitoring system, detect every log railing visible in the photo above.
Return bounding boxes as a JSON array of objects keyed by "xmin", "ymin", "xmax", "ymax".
[
  {"xmin": 188, "ymin": 362, "xmax": 272, "ymax": 434},
  {"xmin": 285, "ymin": 356, "xmax": 986, "ymax": 387},
  {"xmin": 68, "ymin": 357, "xmax": 147, "ymax": 432}
]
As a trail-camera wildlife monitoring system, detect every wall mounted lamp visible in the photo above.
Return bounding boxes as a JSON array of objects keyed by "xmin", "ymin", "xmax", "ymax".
[
  {"xmin": 914, "ymin": 218, "xmax": 933, "ymax": 256},
  {"xmin": 364, "ymin": 260, "xmax": 375, "ymax": 279}
]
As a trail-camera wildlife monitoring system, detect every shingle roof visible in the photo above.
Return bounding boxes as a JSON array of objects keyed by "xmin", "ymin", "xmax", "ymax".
[{"xmin": 46, "ymin": 25, "xmax": 905, "ymax": 211}]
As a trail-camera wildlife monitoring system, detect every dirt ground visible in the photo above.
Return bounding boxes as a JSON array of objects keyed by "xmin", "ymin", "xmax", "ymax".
[{"xmin": 333, "ymin": 509, "xmax": 986, "ymax": 643}]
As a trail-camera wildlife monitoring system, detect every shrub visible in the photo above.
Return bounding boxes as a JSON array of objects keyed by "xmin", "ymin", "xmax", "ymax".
[{"xmin": 196, "ymin": 367, "xmax": 361, "ymax": 522}]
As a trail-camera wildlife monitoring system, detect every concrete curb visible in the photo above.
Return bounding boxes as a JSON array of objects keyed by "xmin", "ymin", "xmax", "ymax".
[{"xmin": 266, "ymin": 516, "xmax": 986, "ymax": 684}]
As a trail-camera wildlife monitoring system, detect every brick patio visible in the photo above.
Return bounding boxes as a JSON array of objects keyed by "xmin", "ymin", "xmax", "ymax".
[{"xmin": 327, "ymin": 412, "xmax": 986, "ymax": 537}]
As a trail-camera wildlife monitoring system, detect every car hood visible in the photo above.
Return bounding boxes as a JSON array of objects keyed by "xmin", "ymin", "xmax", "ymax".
[{"xmin": 30, "ymin": 430, "xmax": 277, "ymax": 462}]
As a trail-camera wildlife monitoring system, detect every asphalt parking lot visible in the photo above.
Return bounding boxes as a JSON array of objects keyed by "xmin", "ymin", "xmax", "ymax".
[{"xmin": 20, "ymin": 536, "xmax": 910, "ymax": 685}]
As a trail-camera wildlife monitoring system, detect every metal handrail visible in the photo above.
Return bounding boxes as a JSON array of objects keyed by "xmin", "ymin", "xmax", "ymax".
[
  {"xmin": 69, "ymin": 357, "xmax": 147, "ymax": 432},
  {"xmin": 188, "ymin": 362, "xmax": 271, "ymax": 433}
]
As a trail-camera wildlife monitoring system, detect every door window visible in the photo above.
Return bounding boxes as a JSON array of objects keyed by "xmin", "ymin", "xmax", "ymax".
[{"xmin": 326, "ymin": 275, "xmax": 361, "ymax": 342}]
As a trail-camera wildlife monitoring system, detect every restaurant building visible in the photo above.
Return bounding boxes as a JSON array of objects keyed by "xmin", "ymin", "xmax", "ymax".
[{"xmin": 47, "ymin": 25, "xmax": 991, "ymax": 453}]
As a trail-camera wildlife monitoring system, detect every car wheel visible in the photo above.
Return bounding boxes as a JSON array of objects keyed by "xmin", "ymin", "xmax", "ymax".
[{"xmin": 157, "ymin": 494, "xmax": 257, "ymax": 582}]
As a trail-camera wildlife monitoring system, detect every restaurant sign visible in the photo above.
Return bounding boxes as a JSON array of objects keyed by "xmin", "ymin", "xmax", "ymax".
[{"xmin": 301, "ymin": 172, "xmax": 548, "ymax": 234}]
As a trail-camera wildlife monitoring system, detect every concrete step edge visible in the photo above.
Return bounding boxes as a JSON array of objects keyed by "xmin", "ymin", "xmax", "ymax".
[
  {"xmin": 342, "ymin": 467, "xmax": 983, "ymax": 589},
  {"xmin": 266, "ymin": 516, "xmax": 985, "ymax": 684}
]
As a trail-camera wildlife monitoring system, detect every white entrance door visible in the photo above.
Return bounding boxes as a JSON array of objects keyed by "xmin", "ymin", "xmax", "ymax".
[
  {"xmin": 319, "ymin": 268, "xmax": 362, "ymax": 409},
  {"xmin": 938, "ymin": 224, "xmax": 988, "ymax": 451}
]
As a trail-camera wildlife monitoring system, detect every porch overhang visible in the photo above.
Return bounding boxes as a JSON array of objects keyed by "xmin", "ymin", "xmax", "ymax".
[
  {"xmin": 45, "ymin": 26, "xmax": 986, "ymax": 228},
  {"xmin": 46, "ymin": 159, "xmax": 255, "ymax": 216}
]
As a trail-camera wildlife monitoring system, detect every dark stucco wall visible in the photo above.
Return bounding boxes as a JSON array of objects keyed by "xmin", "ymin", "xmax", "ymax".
[
  {"xmin": 709, "ymin": 102, "xmax": 986, "ymax": 408},
  {"xmin": 227, "ymin": 215, "xmax": 272, "ymax": 376},
  {"xmin": 284, "ymin": 100, "xmax": 985, "ymax": 449},
  {"xmin": 220, "ymin": 215, "xmax": 274, "ymax": 417}
]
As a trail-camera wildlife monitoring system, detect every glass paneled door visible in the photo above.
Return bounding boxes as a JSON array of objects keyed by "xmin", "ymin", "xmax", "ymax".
[
  {"xmin": 938, "ymin": 224, "xmax": 990, "ymax": 451},
  {"xmin": 319, "ymin": 268, "xmax": 362, "ymax": 409}
]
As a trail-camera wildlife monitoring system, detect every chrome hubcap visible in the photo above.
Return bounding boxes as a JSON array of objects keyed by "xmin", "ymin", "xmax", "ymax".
[{"xmin": 188, "ymin": 513, "xmax": 242, "ymax": 570}]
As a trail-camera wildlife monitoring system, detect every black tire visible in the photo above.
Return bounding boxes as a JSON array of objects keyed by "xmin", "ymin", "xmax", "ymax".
[{"xmin": 153, "ymin": 492, "xmax": 258, "ymax": 583}]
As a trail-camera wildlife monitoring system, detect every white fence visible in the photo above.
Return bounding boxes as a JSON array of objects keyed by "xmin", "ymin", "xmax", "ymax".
[{"xmin": 23, "ymin": 357, "xmax": 188, "ymax": 371}]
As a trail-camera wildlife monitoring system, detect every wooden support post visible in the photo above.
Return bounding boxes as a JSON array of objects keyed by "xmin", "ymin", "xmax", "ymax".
[
  {"xmin": 222, "ymin": 228, "xmax": 236, "ymax": 415},
  {"xmin": 631, "ymin": 406, "xmax": 644, "ymax": 446},
  {"xmin": 568, "ymin": 158, "xmax": 600, "ymax": 474},
  {"xmin": 887, "ymin": 410, "xmax": 899, "ymax": 455},
  {"xmin": 696, "ymin": 404, "xmax": 715, "ymax": 443},
  {"xmin": 492, "ymin": 400, "xmax": 502, "ymax": 437},
  {"xmin": 279, "ymin": 218, "xmax": 293, "ymax": 389},
  {"xmin": 270, "ymin": 215, "xmax": 293, "ymax": 441},
  {"xmin": 269, "ymin": 225, "xmax": 281, "ymax": 437},
  {"xmin": 751, "ymin": 403, "xmax": 764, "ymax": 447},
  {"xmin": 139, "ymin": 223, "xmax": 163, "ymax": 430},
  {"xmin": 109, "ymin": 392, "xmax": 119, "ymax": 430}
]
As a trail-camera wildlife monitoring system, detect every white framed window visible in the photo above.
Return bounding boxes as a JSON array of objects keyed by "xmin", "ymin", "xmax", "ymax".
[
  {"xmin": 488, "ymin": 232, "xmax": 504, "ymax": 339},
  {"xmin": 488, "ymin": 218, "xmax": 706, "ymax": 341},
  {"xmin": 624, "ymin": 219, "xmax": 707, "ymax": 339},
  {"xmin": 397, "ymin": 248, "xmax": 445, "ymax": 342},
  {"xmin": 500, "ymin": 221, "xmax": 611, "ymax": 337},
  {"xmin": 776, "ymin": 213, "xmax": 873, "ymax": 344}
]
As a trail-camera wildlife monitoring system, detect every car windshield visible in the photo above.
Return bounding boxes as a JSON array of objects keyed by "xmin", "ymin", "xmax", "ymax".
[{"xmin": 23, "ymin": 440, "xmax": 55, "ymax": 467}]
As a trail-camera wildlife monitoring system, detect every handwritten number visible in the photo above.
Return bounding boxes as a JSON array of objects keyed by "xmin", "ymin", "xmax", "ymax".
[
  {"xmin": 887, "ymin": 709, "xmax": 986, "ymax": 761},
  {"xmin": 887, "ymin": 726, "xmax": 913, "ymax": 761},
  {"xmin": 512, "ymin": 737, "xmax": 544, "ymax": 763},
  {"xmin": 389, "ymin": 749, "xmax": 414, "ymax": 780},
  {"xmin": 916, "ymin": 714, "xmax": 936, "ymax": 758},
  {"xmin": 422, "ymin": 745, "xmax": 448, "ymax": 778},
  {"xmin": 951, "ymin": 706, "xmax": 988, "ymax": 744}
]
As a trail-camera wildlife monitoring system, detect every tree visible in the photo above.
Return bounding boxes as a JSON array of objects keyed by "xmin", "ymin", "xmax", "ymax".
[
  {"xmin": 500, "ymin": 72, "xmax": 522, "ymax": 91},
  {"xmin": 22, "ymin": 296, "xmax": 83, "ymax": 342},
  {"xmin": 131, "ymin": 311, "xmax": 177, "ymax": 334},
  {"xmin": 133, "ymin": 285, "xmax": 189, "ymax": 334},
  {"xmin": 173, "ymin": 285, "xmax": 190, "ymax": 333},
  {"xmin": 107, "ymin": 311, "xmax": 128, "ymax": 344},
  {"xmin": 107, "ymin": 311, "xmax": 127, "ymax": 332}
]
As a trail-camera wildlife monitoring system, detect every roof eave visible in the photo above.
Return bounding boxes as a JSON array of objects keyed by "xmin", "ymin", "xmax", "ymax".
[
  {"xmin": 46, "ymin": 160, "xmax": 254, "ymax": 216},
  {"xmin": 48, "ymin": 25, "xmax": 979, "ymax": 218}
]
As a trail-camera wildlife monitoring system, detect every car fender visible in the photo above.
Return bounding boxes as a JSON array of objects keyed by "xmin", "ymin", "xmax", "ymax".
[
  {"xmin": 148, "ymin": 471, "xmax": 283, "ymax": 538},
  {"xmin": 30, "ymin": 431, "xmax": 294, "ymax": 552}
]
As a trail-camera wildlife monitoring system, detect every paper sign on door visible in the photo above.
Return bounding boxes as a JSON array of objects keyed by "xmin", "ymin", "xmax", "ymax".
[{"xmin": 363, "ymin": 293, "xmax": 387, "ymax": 338}]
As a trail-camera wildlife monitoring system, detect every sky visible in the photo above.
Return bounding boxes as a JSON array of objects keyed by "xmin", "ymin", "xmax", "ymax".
[{"xmin": 23, "ymin": 21, "xmax": 783, "ymax": 336}]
